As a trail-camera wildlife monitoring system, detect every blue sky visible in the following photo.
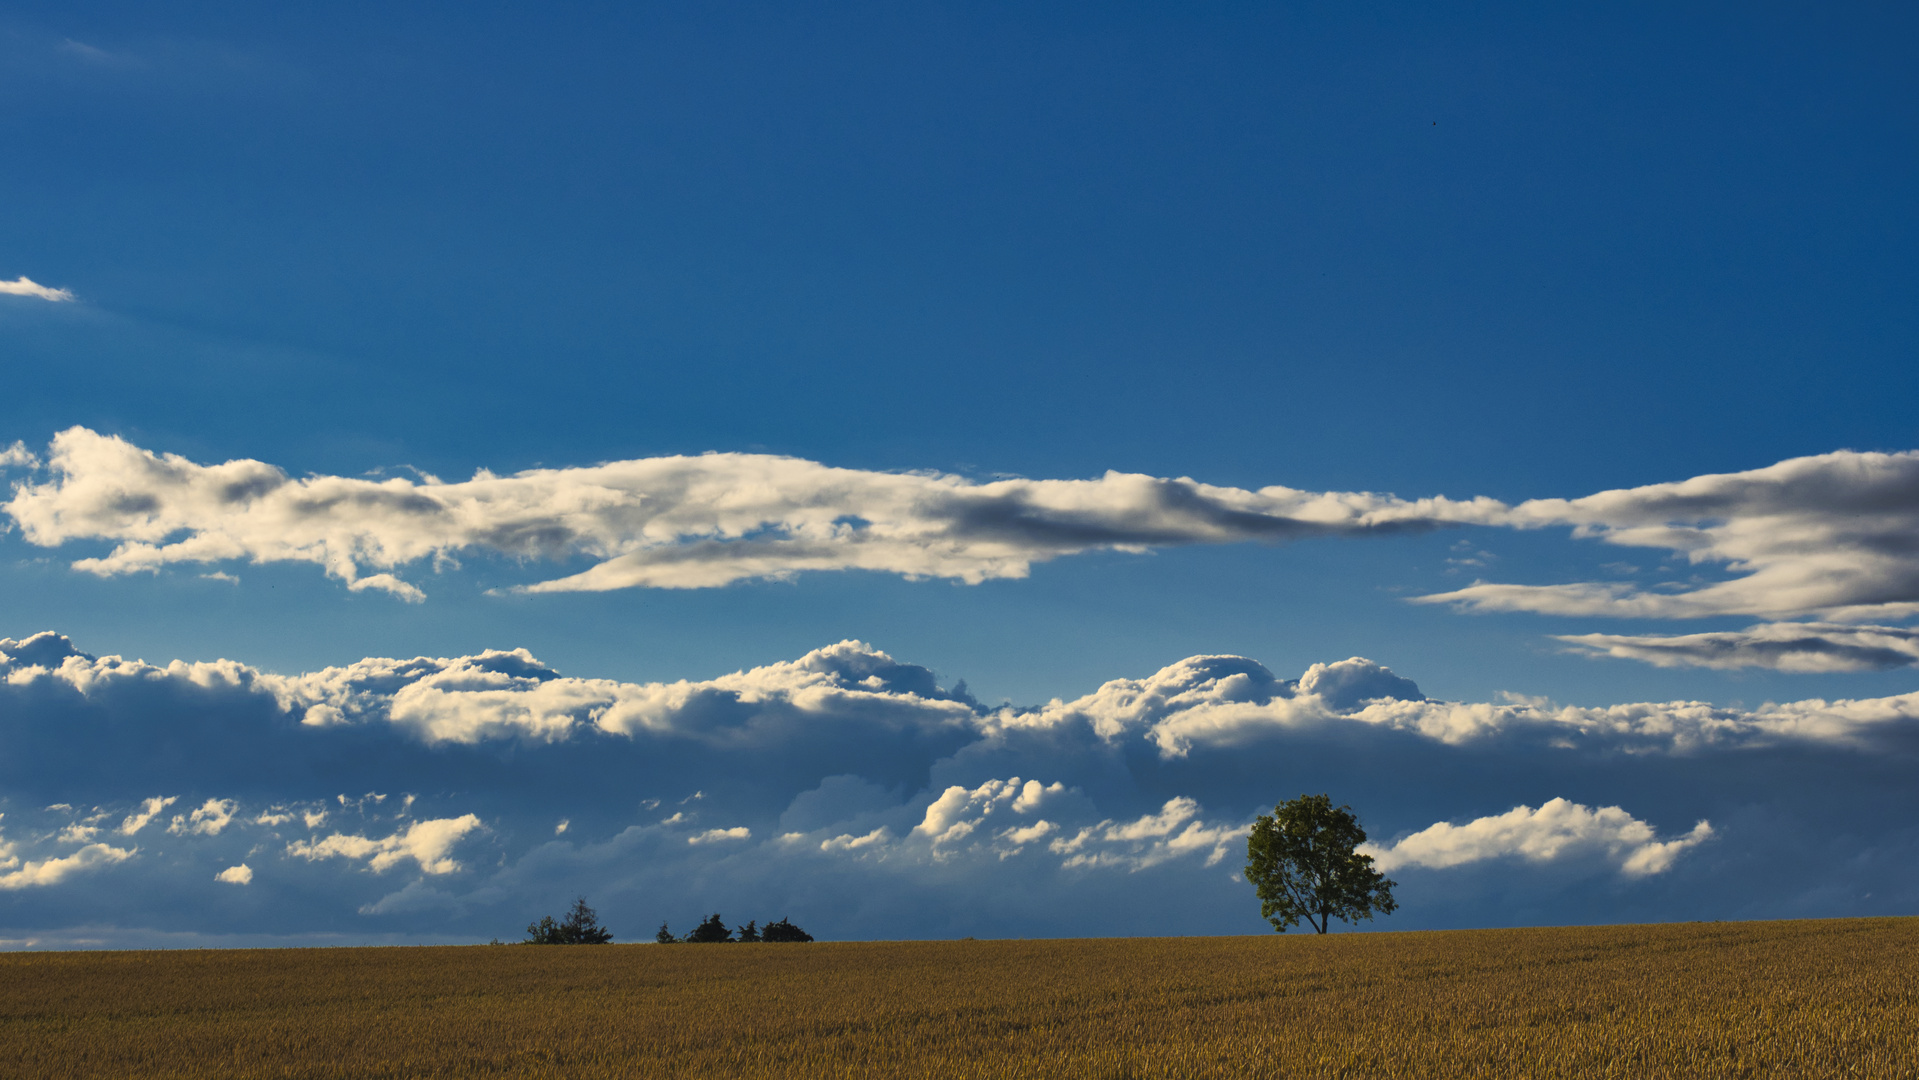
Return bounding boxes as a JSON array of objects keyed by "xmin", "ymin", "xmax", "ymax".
[{"xmin": 1, "ymin": 1, "xmax": 1916, "ymax": 947}]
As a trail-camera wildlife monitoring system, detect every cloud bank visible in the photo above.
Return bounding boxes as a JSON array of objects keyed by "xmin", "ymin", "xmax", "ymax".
[
  {"xmin": 3, "ymin": 630, "xmax": 1914, "ymax": 945},
  {"xmin": 11, "ymin": 630, "xmax": 1911, "ymax": 764}
]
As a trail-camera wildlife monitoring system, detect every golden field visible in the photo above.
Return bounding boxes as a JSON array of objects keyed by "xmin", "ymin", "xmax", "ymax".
[{"xmin": 1, "ymin": 917, "xmax": 1914, "ymax": 1079}]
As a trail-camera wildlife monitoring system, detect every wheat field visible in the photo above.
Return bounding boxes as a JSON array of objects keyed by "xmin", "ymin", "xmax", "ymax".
[{"xmin": 1, "ymin": 918, "xmax": 1913, "ymax": 1078}]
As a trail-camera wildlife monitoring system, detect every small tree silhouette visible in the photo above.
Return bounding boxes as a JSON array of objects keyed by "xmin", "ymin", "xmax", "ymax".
[
  {"xmin": 685, "ymin": 912, "xmax": 733, "ymax": 943},
  {"xmin": 655, "ymin": 921, "xmax": 679, "ymax": 944},
  {"xmin": 736, "ymin": 919, "xmax": 760, "ymax": 943},
  {"xmin": 760, "ymin": 917, "xmax": 814, "ymax": 943},
  {"xmin": 524, "ymin": 896, "xmax": 614, "ymax": 944}
]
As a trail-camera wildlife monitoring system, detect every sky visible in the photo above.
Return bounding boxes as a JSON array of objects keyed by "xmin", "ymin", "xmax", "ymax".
[{"xmin": 1, "ymin": 1, "xmax": 1916, "ymax": 948}]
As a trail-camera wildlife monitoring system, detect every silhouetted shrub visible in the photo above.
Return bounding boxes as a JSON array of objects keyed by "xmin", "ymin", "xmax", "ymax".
[
  {"xmin": 736, "ymin": 920, "xmax": 760, "ymax": 942},
  {"xmin": 760, "ymin": 917, "xmax": 814, "ymax": 943}
]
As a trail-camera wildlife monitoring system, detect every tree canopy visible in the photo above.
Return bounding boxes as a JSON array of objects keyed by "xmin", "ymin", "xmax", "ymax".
[
  {"xmin": 1244, "ymin": 794, "xmax": 1397, "ymax": 935},
  {"xmin": 524, "ymin": 897, "xmax": 614, "ymax": 944}
]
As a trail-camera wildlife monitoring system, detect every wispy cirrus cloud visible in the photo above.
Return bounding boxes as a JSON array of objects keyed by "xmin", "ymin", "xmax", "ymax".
[
  {"xmin": 1558, "ymin": 622, "xmax": 1919, "ymax": 672},
  {"xmin": 0, "ymin": 276, "xmax": 75, "ymax": 302}
]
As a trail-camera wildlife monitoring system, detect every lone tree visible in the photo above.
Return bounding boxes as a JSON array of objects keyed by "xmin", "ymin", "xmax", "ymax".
[
  {"xmin": 1244, "ymin": 794, "xmax": 1397, "ymax": 935},
  {"xmin": 524, "ymin": 896, "xmax": 615, "ymax": 944}
]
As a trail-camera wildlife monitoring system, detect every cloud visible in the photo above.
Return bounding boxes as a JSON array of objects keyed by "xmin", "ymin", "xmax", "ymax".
[
  {"xmin": 286, "ymin": 815, "xmax": 484, "ymax": 875},
  {"xmin": 818, "ymin": 827, "xmax": 891, "ymax": 853},
  {"xmin": 0, "ymin": 276, "xmax": 74, "ymax": 302},
  {"xmin": 1363, "ymin": 799, "xmax": 1714, "ymax": 877},
  {"xmin": 12, "ymin": 432, "xmax": 1919, "ymax": 628},
  {"xmin": 13, "ymin": 431, "xmax": 1919, "ymax": 637},
  {"xmin": 800, "ymin": 779, "xmax": 1239, "ymax": 870},
  {"xmin": 269, "ymin": 638, "xmax": 984, "ymax": 747},
  {"xmin": 1049, "ymin": 798, "xmax": 1247, "ymax": 870},
  {"xmin": 1420, "ymin": 449, "xmax": 1919, "ymax": 622},
  {"xmin": 8, "ymin": 631, "xmax": 1917, "ymax": 777},
  {"xmin": 911, "ymin": 778, "xmax": 1065, "ymax": 847},
  {"xmin": 1, "ymin": 428, "xmax": 1503, "ymax": 598},
  {"xmin": 2, "ymin": 631, "xmax": 1917, "ymax": 942},
  {"xmin": 215, "ymin": 864, "xmax": 253, "ymax": 885},
  {"xmin": 0, "ymin": 842, "xmax": 136, "ymax": 890},
  {"xmin": 1557, "ymin": 623, "xmax": 1919, "ymax": 672},
  {"xmin": 119, "ymin": 796, "xmax": 177, "ymax": 836},
  {"xmin": 14, "ymin": 431, "xmax": 1919, "ymax": 628},
  {"xmin": 168, "ymin": 798, "xmax": 238, "ymax": 836},
  {"xmin": 994, "ymin": 650, "xmax": 1919, "ymax": 754}
]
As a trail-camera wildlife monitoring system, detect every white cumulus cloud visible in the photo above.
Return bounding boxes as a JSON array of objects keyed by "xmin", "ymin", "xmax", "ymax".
[
  {"xmin": 687, "ymin": 827, "xmax": 751, "ymax": 845},
  {"xmin": 286, "ymin": 814, "xmax": 484, "ymax": 875},
  {"xmin": 9, "ymin": 631, "xmax": 1919, "ymax": 761},
  {"xmin": 119, "ymin": 796, "xmax": 177, "ymax": 836},
  {"xmin": 0, "ymin": 842, "xmax": 135, "ymax": 889},
  {"xmin": 1049, "ymin": 798, "xmax": 1247, "ymax": 870},
  {"xmin": 913, "ymin": 777, "xmax": 1064, "ymax": 846},
  {"xmin": 168, "ymin": 798, "xmax": 237, "ymax": 836},
  {"xmin": 215, "ymin": 864, "xmax": 253, "ymax": 885},
  {"xmin": 265, "ymin": 638, "xmax": 982, "ymax": 746},
  {"xmin": 998, "ymin": 650, "xmax": 1919, "ymax": 754},
  {"xmin": 819, "ymin": 826, "xmax": 891, "ymax": 853},
  {"xmin": 806, "ymin": 779, "xmax": 1243, "ymax": 871},
  {"xmin": 1362, "ymin": 799, "xmax": 1714, "ymax": 877}
]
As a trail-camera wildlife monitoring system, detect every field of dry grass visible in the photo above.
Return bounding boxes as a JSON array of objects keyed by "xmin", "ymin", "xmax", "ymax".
[{"xmin": 1, "ymin": 917, "xmax": 1913, "ymax": 1079}]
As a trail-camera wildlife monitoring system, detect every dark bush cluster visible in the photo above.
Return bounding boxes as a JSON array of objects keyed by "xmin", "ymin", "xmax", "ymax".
[
  {"xmin": 656, "ymin": 913, "xmax": 814, "ymax": 943},
  {"xmin": 520, "ymin": 899, "xmax": 814, "ymax": 945},
  {"xmin": 523, "ymin": 897, "xmax": 615, "ymax": 944}
]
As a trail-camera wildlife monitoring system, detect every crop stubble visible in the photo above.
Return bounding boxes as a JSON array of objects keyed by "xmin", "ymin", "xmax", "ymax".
[{"xmin": 1, "ymin": 917, "xmax": 1913, "ymax": 1078}]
